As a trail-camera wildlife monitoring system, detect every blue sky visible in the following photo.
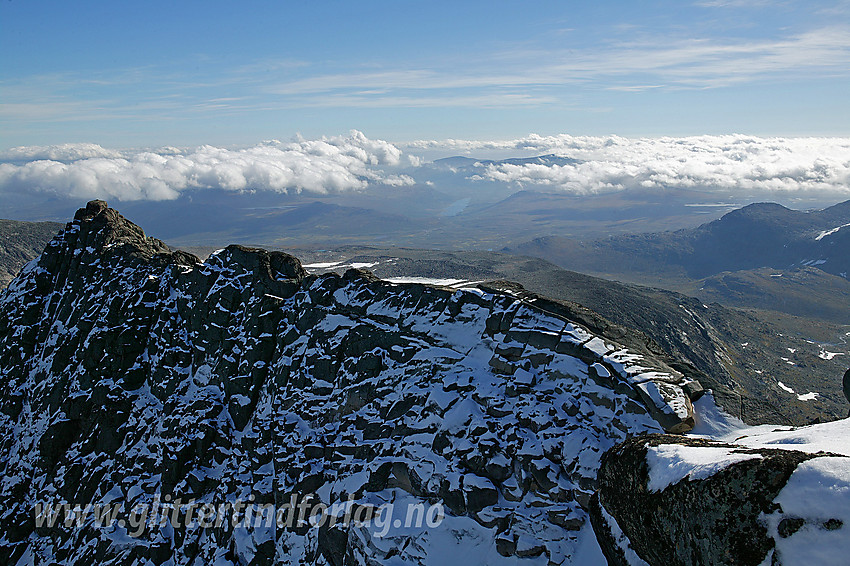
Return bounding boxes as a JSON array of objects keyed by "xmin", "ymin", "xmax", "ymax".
[{"xmin": 1, "ymin": 0, "xmax": 849, "ymax": 147}]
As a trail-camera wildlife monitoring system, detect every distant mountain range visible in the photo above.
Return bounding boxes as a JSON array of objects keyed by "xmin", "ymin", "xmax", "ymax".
[
  {"xmin": 508, "ymin": 199, "xmax": 850, "ymax": 280},
  {"xmin": 506, "ymin": 199, "xmax": 850, "ymax": 320}
]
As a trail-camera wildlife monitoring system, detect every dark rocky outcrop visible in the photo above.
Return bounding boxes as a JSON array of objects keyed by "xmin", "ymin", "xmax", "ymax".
[{"xmin": 591, "ymin": 434, "xmax": 848, "ymax": 566}]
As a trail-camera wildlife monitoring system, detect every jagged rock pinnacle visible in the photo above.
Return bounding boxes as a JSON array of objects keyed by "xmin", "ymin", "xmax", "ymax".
[
  {"xmin": 65, "ymin": 199, "xmax": 175, "ymax": 261},
  {"xmin": 843, "ymin": 368, "xmax": 850, "ymax": 417}
]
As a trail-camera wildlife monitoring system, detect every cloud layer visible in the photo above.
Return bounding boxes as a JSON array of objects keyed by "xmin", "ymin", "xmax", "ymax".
[
  {"xmin": 407, "ymin": 134, "xmax": 850, "ymax": 195},
  {"xmin": 2, "ymin": 133, "xmax": 849, "ymax": 202},
  {"xmin": 0, "ymin": 131, "xmax": 413, "ymax": 201},
  {"xmin": 0, "ymin": 143, "xmax": 124, "ymax": 163}
]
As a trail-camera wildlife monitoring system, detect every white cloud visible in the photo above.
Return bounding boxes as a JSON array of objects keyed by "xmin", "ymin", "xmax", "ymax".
[
  {"xmin": 0, "ymin": 143, "xmax": 123, "ymax": 163},
  {"xmin": 408, "ymin": 134, "xmax": 850, "ymax": 195},
  {"xmin": 4, "ymin": 133, "xmax": 848, "ymax": 202},
  {"xmin": 0, "ymin": 131, "xmax": 413, "ymax": 201}
]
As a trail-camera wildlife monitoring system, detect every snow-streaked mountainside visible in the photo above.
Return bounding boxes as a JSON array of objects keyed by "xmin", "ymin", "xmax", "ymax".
[
  {"xmin": 0, "ymin": 201, "xmax": 700, "ymax": 565},
  {"xmin": 508, "ymin": 199, "xmax": 850, "ymax": 282},
  {"xmin": 2, "ymin": 200, "xmax": 847, "ymax": 566}
]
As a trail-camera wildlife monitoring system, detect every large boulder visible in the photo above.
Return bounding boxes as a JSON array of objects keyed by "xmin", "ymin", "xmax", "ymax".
[{"xmin": 591, "ymin": 430, "xmax": 850, "ymax": 565}]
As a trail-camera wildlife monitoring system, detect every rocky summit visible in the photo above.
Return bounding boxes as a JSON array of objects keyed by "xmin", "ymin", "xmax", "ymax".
[{"xmin": 0, "ymin": 201, "xmax": 705, "ymax": 565}]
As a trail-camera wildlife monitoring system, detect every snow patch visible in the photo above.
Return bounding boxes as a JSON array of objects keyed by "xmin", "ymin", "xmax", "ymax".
[
  {"xmin": 816, "ymin": 222, "xmax": 850, "ymax": 241},
  {"xmin": 386, "ymin": 277, "xmax": 469, "ymax": 287},
  {"xmin": 776, "ymin": 381, "xmax": 819, "ymax": 401},
  {"xmin": 646, "ymin": 444, "xmax": 762, "ymax": 492},
  {"xmin": 597, "ymin": 501, "xmax": 650, "ymax": 565},
  {"xmin": 727, "ymin": 419, "xmax": 850, "ymax": 457},
  {"xmin": 302, "ymin": 261, "xmax": 342, "ymax": 268},
  {"xmin": 689, "ymin": 392, "xmax": 748, "ymax": 439},
  {"xmin": 765, "ymin": 456, "xmax": 850, "ymax": 565}
]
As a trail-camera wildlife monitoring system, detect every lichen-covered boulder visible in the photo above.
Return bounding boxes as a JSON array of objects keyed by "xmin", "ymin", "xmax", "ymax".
[{"xmin": 591, "ymin": 431, "xmax": 850, "ymax": 566}]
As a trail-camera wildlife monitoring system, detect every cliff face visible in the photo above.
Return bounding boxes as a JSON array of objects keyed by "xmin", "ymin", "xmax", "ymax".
[{"xmin": 0, "ymin": 201, "xmax": 700, "ymax": 565}]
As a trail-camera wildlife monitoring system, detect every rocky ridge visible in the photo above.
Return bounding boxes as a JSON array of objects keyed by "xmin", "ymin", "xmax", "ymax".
[{"xmin": 0, "ymin": 201, "xmax": 702, "ymax": 565}]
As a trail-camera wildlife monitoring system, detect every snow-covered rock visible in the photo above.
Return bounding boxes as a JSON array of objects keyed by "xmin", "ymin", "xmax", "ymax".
[
  {"xmin": 591, "ymin": 396, "xmax": 850, "ymax": 566},
  {"xmin": 0, "ymin": 201, "xmax": 701, "ymax": 565}
]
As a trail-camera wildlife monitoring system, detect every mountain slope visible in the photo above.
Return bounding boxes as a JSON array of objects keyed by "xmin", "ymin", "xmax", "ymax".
[
  {"xmin": 0, "ymin": 201, "xmax": 701, "ymax": 565},
  {"xmin": 695, "ymin": 266, "xmax": 850, "ymax": 324},
  {"xmin": 508, "ymin": 199, "xmax": 850, "ymax": 280},
  {"xmin": 0, "ymin": 218, "xmax": 63, "ymax": 287},
  {"xmin": 117, "ymin": 194, "xmax": 421, "ymax": 247}
]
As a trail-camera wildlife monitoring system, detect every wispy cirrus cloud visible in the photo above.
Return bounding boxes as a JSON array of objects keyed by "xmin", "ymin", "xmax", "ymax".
[
  {"xmin": 291, "ymin": 92, "xmax": 559, "ymax": 109},
  {"xmin": 2, "ymin": 24, "xmax": 848, "ymax": 127},
  {"xmin": 261, "ymin": 25, "xmax": 850, "ymax": 101},
  {"xmin": 694, "ymin": 0, "xmax": 777, "ymax": 7}
]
